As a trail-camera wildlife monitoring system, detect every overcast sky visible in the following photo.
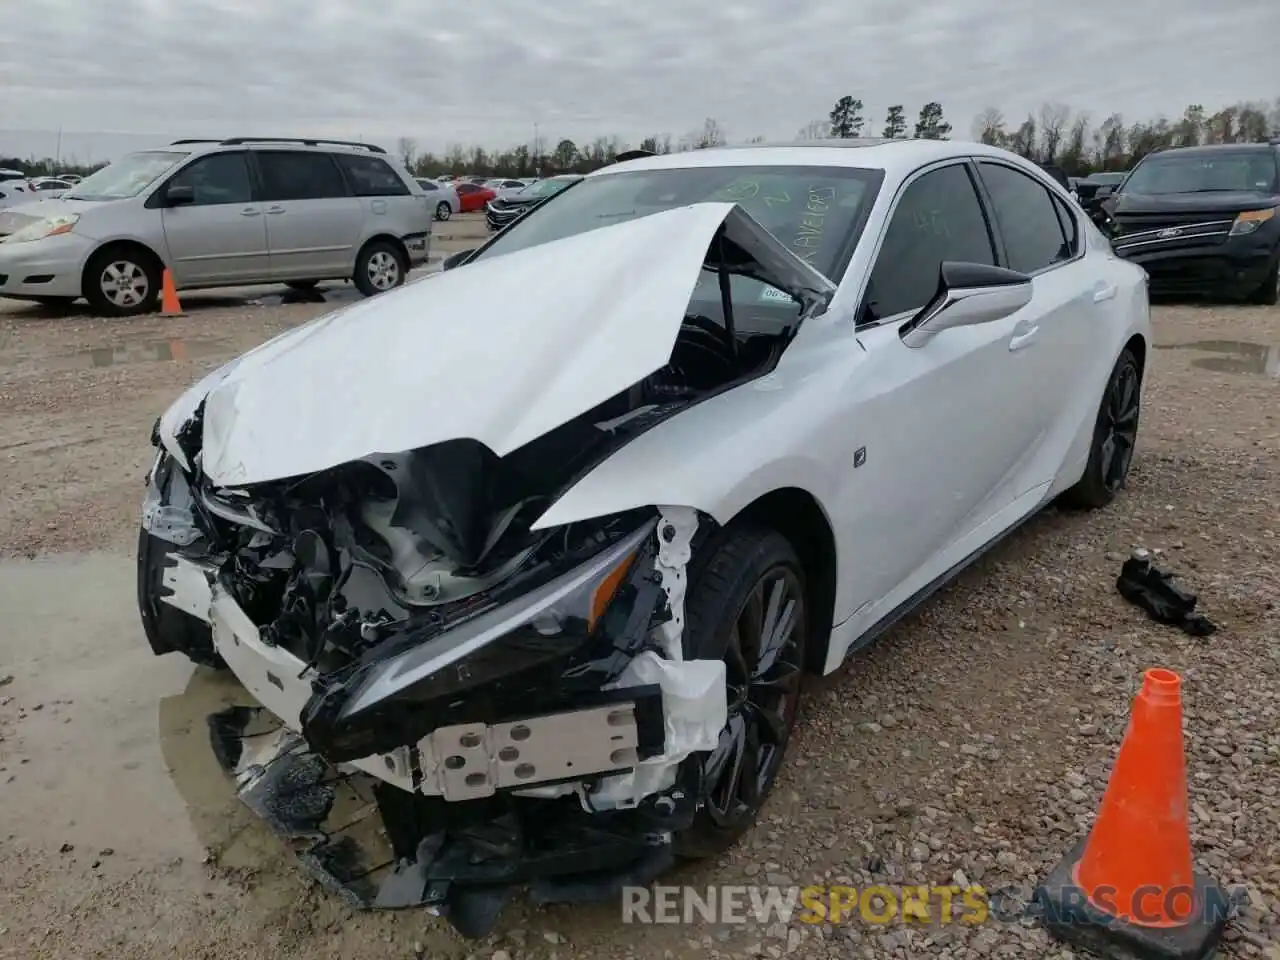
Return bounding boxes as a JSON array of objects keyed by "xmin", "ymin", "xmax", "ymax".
[{"xmin": 2, "ymin": 0, "xmax": 1276, "ymax": 163}]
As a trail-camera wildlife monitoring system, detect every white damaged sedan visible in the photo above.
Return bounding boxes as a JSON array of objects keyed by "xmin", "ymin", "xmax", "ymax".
[{"xmin": 137, "ymin": 138, "xmax": 1150, "ymax": 935}]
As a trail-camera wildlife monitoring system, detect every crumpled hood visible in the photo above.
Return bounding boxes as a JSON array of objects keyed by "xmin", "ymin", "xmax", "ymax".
[{"xmin": 159, "ymin": 202, "xmax": 835, "ymax": 489}]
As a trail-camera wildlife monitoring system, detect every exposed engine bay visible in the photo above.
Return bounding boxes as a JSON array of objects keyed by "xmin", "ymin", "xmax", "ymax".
[{"xmin": 136, "ymin": 214, "xmax": 827, "ymax": 937}]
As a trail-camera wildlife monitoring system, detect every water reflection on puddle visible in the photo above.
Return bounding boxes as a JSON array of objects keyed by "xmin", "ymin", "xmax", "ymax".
[
  {"xmin": 71, "ymin": 338, "xmax": 229, "ymax": 370},
  {"xmin": 1154, "ymin": 340, "xmax": 1280, "ymax": 378}
]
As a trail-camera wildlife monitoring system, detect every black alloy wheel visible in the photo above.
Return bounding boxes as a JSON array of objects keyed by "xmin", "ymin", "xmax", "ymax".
[
  {"xmin": 676, "ymin": 525, "xmax": 807, "ymax": 857},
  {"xmin": 1099, "ymin": 355, "xmax": 1141, "ymax": 495},
  {"xmin": 1060, "ymin": 347, "xmax": 1142, "ymax": 509}
]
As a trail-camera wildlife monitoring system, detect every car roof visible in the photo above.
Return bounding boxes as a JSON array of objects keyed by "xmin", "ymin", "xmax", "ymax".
[{"xmin": 585, "ymin": 138, "xmax": 1032, "ymax": 179}]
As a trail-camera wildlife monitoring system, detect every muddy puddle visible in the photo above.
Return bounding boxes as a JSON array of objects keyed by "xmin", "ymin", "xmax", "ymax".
[
  {"xmin": 1155, "ymin": 339, "xmax": 1280, "ymax": 378},
  {"xmin": 30, "ymin": 337, "xmax": 232, "ymax": 373},
  {"xmin": 0, "ymin": 554, "xmax": 296, "ymax": 881}
]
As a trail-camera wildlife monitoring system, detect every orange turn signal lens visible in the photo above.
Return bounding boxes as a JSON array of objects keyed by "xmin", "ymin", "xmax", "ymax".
[{"xmin": 588, "ymin": 550, "xmax": 636, "ymax": 631}]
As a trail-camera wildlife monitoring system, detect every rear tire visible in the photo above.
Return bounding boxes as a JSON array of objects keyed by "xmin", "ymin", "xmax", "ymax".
[
  {"xmin": 1247, "ymin": 256, "xmax": 1279, "ymax": 306},
  {"xmin": 674, "ymin": 524, "xmax": 808, "ymax": 859},
  {"xmin": 352, "ymin": 240, "xmax": 406, "ymax": 297},
  {"xmin": 83, "ymin": 245, "xmax": 161, "ymax": 317},
  {"xmin": 1060, "ymin": 347, "xmax": 1141, "ymax": 510},
  {"xmin": 435, "ymin": 202, "xmax": 452, "ymax": 221}
]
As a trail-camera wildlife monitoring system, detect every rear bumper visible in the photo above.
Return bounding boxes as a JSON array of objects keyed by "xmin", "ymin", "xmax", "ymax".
[
  {"xmin": 401, "ymin": 231, "xmax": 431, "ymax": 267},
  {"xmin": 1115, "ymin": 239, "xmax": 1277, "ymax": 297}
]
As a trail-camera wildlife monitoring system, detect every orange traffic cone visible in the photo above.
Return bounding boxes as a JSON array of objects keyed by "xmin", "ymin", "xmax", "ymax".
[
  {"xmin": 1034, "ymin": 669, "xmax": 1231, "ymax": 959},
  {"xmin": 160, "ymin": 268, "xmax": 185, "ymax": 316}
]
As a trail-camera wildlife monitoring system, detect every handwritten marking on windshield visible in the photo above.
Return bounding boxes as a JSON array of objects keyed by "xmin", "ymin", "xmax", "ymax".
[{"xmin": 793, "ymin": 186, "xmax": 836, "ymax": 263}]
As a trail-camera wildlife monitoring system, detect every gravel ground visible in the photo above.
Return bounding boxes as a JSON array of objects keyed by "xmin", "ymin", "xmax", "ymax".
[{"xmin": 0, "ymin": 263, "xmax": 1276, "ymax": 960}]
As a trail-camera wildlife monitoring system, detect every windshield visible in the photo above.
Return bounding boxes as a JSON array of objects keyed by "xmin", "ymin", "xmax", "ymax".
[
  {"xmin": 65, "ymin": 151, "xmax": 188, "ymax": 201},
  {"xmin": 471, "ymin": 164, "xmax": 882, "ymax": 280},
  {"xmin": 1121, "ymin": 151, "xmax": 1279, "ymax": 196},
  {"xmin": 524, "ymin": 178, "xmax": 576, "ymax": 198}
]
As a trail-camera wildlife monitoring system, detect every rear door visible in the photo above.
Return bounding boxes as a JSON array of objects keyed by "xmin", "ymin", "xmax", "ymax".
[
  {"xmin": 333, "ymin": 152, "xmax": 430, "ymax": 255},
  {"xmin": 251, "ymin": 150, "xmax": 363, "ymax": 280},
  {"xmin": 974, "ymin": 160, "xmax": 1100, "ymax": 492},
  {"xmin": 157, "ymin": 150, "xmax": 270, "ymax": 285},
  {"xmin": 834, "ymin": 161, "xmax": 1047, "ymax": 619}
]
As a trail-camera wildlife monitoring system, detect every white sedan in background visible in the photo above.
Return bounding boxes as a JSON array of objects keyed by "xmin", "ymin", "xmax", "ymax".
[
  {"xmin": 415, "ymin": 178, "xmax": 460, "ymax": 220},
  {"xmin": 137, "ymin": 137, "xmax": 1149, "ymax": 939},
  {"xmin": 27, "ymin": 177, "xmax": 75, "ymax": 200}
]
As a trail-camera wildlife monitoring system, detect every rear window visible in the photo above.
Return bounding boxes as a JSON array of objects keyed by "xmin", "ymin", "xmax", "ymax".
[
  {"xmin": 335, "ymin": 153, "xmax": 410, "ymax": 197},
  {"xmin": 471, "ymin": 164, "xmax": 884, "ymax": 280}
]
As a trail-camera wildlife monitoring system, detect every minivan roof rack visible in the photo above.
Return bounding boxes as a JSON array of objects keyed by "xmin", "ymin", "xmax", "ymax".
[{"xmin": 169, "ymin": 137, "xmax": 386, "ymax": 154}]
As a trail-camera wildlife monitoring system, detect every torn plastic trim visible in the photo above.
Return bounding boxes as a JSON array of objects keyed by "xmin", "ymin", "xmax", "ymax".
[
  {"xmin": 141, "ymin": 450, "xmax": 205, "ymax": 546},
  {"xmin": 585, "ymin": 505, "xmax": 720, "ymax": 811},
  {"xmin": 208, "ymin": 705, "xmax": 693, "ymax": 937},
  {"xmin": 326, "ymin": 517, "xmax": 661, "ymax": 723}
]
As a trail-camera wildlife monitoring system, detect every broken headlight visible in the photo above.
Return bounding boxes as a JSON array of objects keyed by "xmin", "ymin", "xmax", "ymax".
[{"xmin": 299, "ymin": 515, "xmax": 663, "ymax": 762}]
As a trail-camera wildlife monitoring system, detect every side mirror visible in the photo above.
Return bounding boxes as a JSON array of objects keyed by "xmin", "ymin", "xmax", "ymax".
[
  {"xmin": 442, "ymin": 249, "xmax": 475, "ymax": 271},
  {"xmin": 900, "ymin": 261, "xmax": 1032, "ymax": 349},
  {"xmin": 1094, "ymin": 185, "xmax": 1115, "ymax": 200},
  {"xmin": 164, "ymin": 184, "xmax": 195, "ymax": 207}
]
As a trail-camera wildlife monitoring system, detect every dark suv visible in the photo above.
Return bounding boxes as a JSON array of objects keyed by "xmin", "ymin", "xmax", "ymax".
[{"xmin": 1102, "ymin": 141, "xmax": 1280, "ymax": 304}]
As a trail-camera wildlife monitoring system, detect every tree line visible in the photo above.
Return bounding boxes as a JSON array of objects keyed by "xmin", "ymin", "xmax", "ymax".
[
  {"xmin": 395, "ymin": 96, "xmax": 1278, "ymax": 179},
  {"xmin": 4, "ymin": 95, "xmax": 1277, "ymax": 181}
]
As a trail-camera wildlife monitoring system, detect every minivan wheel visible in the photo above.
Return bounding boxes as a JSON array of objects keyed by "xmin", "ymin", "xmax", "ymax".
[
  {"xmin": 435, "ymin": 202, "xmax": 452, "ymax": 221},
  {"xmin": 83, "ymin": 246, "xmax": 161, "ymax": 317},
  {"xmin": 353, "ymin": 241, "xmax": 406, "ymax": 297}
]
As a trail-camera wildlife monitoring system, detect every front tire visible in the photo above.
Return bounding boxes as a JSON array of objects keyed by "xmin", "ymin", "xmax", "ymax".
[
  {"xmin": 353, "ymin": 240, "xmax": 406, "ymax": 297},
  {"xmin": 674, "ymin": 525, "xmax": 807, "ymax": 859},
  {"xmin": 1060, "ymin": 347, "xmax": 1142, "ymax": 509},
  {"xmin": 435, "ymin": 202, "xmax": 452, "ymax": 221},
  {"xmin": 83, "ymin": 245, "xmax": 161, "ymax": 317},
  {"xmin": 1247, "ymin": 256, "xmax": 1279, "ymax": 306}
]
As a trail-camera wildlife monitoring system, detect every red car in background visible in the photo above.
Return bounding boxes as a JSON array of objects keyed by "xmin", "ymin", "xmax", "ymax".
[{"xmin": 454, "ymin": 182, "xmax": 496, "ymax": 213}]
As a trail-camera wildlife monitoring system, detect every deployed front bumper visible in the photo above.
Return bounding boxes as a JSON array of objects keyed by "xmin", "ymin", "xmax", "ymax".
[
  {"xmin": 153, "ymin": 547, "xmax": 722, "ymax": 800},
  {"xmin": 138, "ymin": 454, "xmax": 724, "ymax": 931}
]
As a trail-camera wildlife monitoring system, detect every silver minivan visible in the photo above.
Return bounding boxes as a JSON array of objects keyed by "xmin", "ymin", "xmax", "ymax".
[{"xmin": 0, "ymin": 138, "xmax": 433, "ymax": 316}]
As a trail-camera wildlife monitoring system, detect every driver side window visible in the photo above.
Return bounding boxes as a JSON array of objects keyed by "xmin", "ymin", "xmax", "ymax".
[
  {"xmin": 165, "ymin": 152, "xmax": 253, "ymax": 206},
  {"xmin": 863, "ymin": 164, "xmax": 996, "ymax": 323}
]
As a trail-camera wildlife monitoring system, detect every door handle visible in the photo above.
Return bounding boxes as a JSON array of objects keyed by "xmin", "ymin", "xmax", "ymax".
[
  {"xmin": 1093, "ymin": 282, "xmax": 1118, "ymax": 303},
  {"xmin": 1009, "ymin": 326, "xmax": 1040, "ymax": 351},
  {"xmin": 265, "ymin": 206, "xmax": 286, "ymax": 215},
  {"xmin": 240, "ymin": 208, "xmax": 261, "ymax": 217}
]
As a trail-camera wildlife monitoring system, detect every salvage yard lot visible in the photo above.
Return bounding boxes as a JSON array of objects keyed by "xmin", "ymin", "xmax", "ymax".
[{"xmin": 0, "ymin": 227, "xmax": 1277, "ymax": 957}]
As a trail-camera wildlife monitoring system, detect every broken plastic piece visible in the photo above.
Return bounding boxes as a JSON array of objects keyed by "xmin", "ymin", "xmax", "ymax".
[{"xmin": 1116, "ymin": 555, "xmax": 1218, "ymax": 637}]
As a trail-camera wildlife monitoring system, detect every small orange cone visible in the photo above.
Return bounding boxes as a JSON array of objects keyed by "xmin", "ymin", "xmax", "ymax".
[
  {"xmin": 1034, "ymin": 668, "xmax": 1231, "ymax": 959},
  {"xmin": 160, "ymin": 268, "xmax": 185, "ymax": 316}
]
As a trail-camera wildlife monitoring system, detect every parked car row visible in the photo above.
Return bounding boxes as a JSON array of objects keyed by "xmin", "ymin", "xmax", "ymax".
[
  {"xmin": 484, "ymin": 174, "xmax": 583, "ymax": 231},
  {"xmin": 0, "ymin": 137, "xmax": 433, "ymax": 315}
]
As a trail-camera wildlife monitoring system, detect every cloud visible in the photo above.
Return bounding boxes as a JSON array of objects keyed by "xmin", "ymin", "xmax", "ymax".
[{"xmin": 2, "ymin": 0, "xmax": 1276, "ymax": 160}]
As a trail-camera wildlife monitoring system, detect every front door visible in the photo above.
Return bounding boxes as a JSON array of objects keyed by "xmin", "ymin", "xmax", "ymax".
[
  {"xmin": 974, "ymin": 160, "xmax": 1104, "ymax": 492},
  {"xmin": 251, "ymin": 150, "xmax": 364, "ymax": 280},
  {"xmin": 832, "ymin": 161, "xmax": 1048, "ymax": 621},
  {"xmin": 159, "ymin": 151, "xmax": 270, "ymax": 286}
]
